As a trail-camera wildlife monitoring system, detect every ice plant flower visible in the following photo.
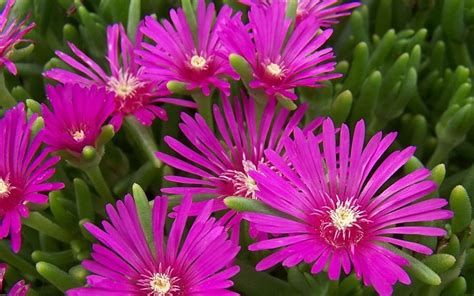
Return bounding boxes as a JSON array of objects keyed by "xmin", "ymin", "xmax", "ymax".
[
  {"xmin": 220, "ymin": 1, "xmax": 340, "ymax": 100},
  {"xmin": 238, "ymin": 0, "xmax": 359, "ymax": 26},
  {"xmin": 67, "ymin": 194, "xmax": 240, "ymax": 295},
  {"xmin": 44, "ymin": 23, "xmax": 194, "ymax": 130},
  {"xmin": 0, "ymin": 264, "xmax": 29, "ymax": 296},
  {"xmin": 156, "ymin": 94, "xmax": 321, "ymax": 236},
  {"xmin": 138, "ymin": 0, "xmax": 237, "ymax": 96},
  {"xmin": 42, "ymin": 84, "xmax": 114, "ymax": 155},
  {"xmin": 0, "ymin": 103, "xmax": 63, "ymax": 252},
  {"xmin": 0, "ymin": 0, "xmax": 35, "ymax": 75},
  {"xmin": 245, "ymin": 119, "xmax": 453, "ymax": 296}
]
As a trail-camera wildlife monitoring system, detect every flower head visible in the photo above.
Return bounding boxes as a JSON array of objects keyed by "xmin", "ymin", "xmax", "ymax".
[
  {"xmin": 0, "ymin": 264, "xmax": 29, "ymax": 296},
  {"xmin": 221, "ymin": 1, "xmax": 340, "ymax": 100},
  {"xmin": 44, "ymin": 23, "xmax": 193, "ymax": 130},
  {"xmin": 0, "ymin": 104, "xmax": 63, "ymax": 252},
  {"xmin": 239, "ymin": 0, "xmax": 359, "ymax": 25},
  {"xmin": 67, "ymin": 194, "xmax": 240, "ymax": 295},
  {"xmin": 156, "ymin": 94, "xmax": 321, "ymax": 234},
  {"xmin": 138, "ymin": 0, "xmax": 237, "ymax": 96},
  {"xmin": 42, "ymin": 84, "xmax": 114, "ymax": 154},
  {"xmin": 245, "ymin": 119, "xmax": 453, "ymax": 296},
  {"xmin": 0, "ymin": 0, "xmax": 35, "ymax": 75}
]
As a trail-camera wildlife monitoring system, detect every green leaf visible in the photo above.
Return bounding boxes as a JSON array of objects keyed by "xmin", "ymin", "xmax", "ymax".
[
  {"xmin": 36, "ymin": 262, "xmax": 81, "ymax": 292},
  {"xmin": 450, "ymin": 185, "xmax": 472, "ymax": 233},
  {"xmin": 132, "ymin": 184, "xmax": 155, "ymax": 254}
]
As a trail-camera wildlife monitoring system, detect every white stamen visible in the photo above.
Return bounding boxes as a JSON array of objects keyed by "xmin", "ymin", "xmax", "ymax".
[
  {"xmin": 137, "ymin": 266, "xmax": 180, "ymax": 296},
  {"xmin": 71, "ymin": 130, "xmax": 85, "ymax": 142},
  {"xmin": 0, "ymin": 178, "xmax": 11, "ymax": 198},
  {"xmin": 107, "ymin": 69, "xmax": 144, "ymax": 99},
  {"xmin": 266, "ymin": 62, "xmax": 284, "ymax": 77},
  {"xmin": 220, "ymin": 159, "xmax": 259, "ymax": 199},
  {"xmin": 190, "ymin": 55, "xmax": 207, "ymax": 70}
]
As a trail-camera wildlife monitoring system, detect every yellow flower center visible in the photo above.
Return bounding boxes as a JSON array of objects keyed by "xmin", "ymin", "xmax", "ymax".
[
  {"xmin": 330, "ymin": 205, "xmax": 359, "ymax": 231},
  {"xmin": 149, "ymin": 273, "xmax": 172, "ymax": 295}
]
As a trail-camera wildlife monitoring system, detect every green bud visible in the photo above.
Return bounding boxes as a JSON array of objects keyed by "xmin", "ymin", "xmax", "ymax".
[
  {"xmin": 335, "ymin": 61, "xmax": 349, "ymax": 77},
  {"xmin": 406, "ymin": 29, "xmax": 427, "ymax": 51},
  {"xmin": 74, "ymin": 178, "xmax": 95, "ymax": 221},
  {"xmin": 330, "ymin": 90, "xmax": 353, "ymax": 126},
  {"xmin": 431, "ymin": 41, "xmax": 446, "ymax": 71},
  {"xmin": 383, "ymin": 243, "xmax": 441, "ymax": 286},
  {"xmin": 422, "ymin": 254, "xmax": 456, "ymax": 273},
  {"xmin": 8, "ymin": 44, "xmax": 34, "ymax": 62},
  {"xmin": 96, "ymin": 124, "xmax": 115, "ymax": 148},
  {"xmin": 408, "ymin": 45, "xmax": 422, "ymax": 71},
  {"xmin": 49, "ymin": 191, "xmax": 77, "ymax": 229},
  {"xmin": 343, "ymin": 42, "xmax": 369, "ymax": 94},
  {"xmin": 442, "ymin": 0, "xmax": 465, "ymax": 42},
  {"xmin": 63, "ymin": 24, "xmax": 81, "ymax": 45},
  {"xmin": 167, "ymin": 80, "xmax": 191, "ymax": 95},
  {"xmin": 127, "ymin": 0, "xmax": 141, "ymax": 40},
  {"xmin": 431, "ymin": 164, "xmax": 446, "ymax": 187},
  {"xmin": 369, "ymin": 29, "xmax": 396, "ymax": 70},
  {"xmin": 380, "ymin": 53, "xmax": 409, "ymax": 96},
  {"xmin": 350, "ymin": 10, "xmax": 369, "ymax": 44},
  {"xmin": 375, "ymin": 0, "xmax": 392, "ymax": 36},
  {"xmin": 441, "ymin": 66, "xmax": 470, "ymax": 107},
  {"xmin": 450, "ymin": 83, "xmax": 472, "ymax": 105},
  {"xmin": 182, "ymin": 0, "xmax": 198, "ymax": 43},
  {"xmin": 26, "ymin": 99, "xmax": 41, "ymax": 114},
  {"xmin": 31, "ymin": 117, "xmax": 44, "ymax": 138},
  {"xmin": 31, "ymin": 250, "xmax": 74, "ymax": 268},
  {"xmin": 132, "ymin": 184, "xmax": 154, "ymax": 252},
  {"xmin": 350, "ymin": 71, "xmax": 381, "ymax": 124},
  {"xmin": 450, "ymin": 185, "xmax": 472, "ymax": 233},
  {"xmin": 36, "ymin": 262, "xmax": 81, "ymax": 292},
  {"xmin": 440, "ymin": 234, "xmax": 460, "ymax": 257},
  {"xmin": 81, "ymin": 146, "xmax": 97, "ymax": 162},
  {"xmin": 276, "ymin": 94, "xmax": 297, "ymax": 111},
  {"xmin": 441, "ymin": 276, "xmax": 466, "ymax": 296},
  {"xmin": 69, "ymin": 265, "xmax": 88, "ymax": 285},
  {"xmin": 404, "ymin": 156, "xmax": 424, "ymax": 174},
  {"xmin": 44, "ymin": 57, "xmax": 68, "ymax": 72},
  {"xmin": 224, "ymin": 196, "xmax": 286, "ymax": 217}
]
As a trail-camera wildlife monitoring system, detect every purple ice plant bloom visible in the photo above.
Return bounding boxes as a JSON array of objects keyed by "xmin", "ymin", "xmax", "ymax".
[
  {"xmin": 44, "ymin": 23, "xmax": 194, "ymax": 130},
  {"xmin": 0, "ymin": 0, "xmax": 35, "ymax": 75},
  {"xmin": 244, "ymin": 118, "xmax": 453, "ymax": 296},
  {"xmin": 42, "ymin": 84, "xmax": 114, "ymax": 155},
  {"xmin": 138, "ymin": 0, "xmax": 238, "ymax": 96},
  {"xmin": 0, "ymin": 264, "xmax": 29, "ymax": 296},
  {"xmin": 156, "ymin": 94, "xmax": 322, "ymax": 238},
  {"xmin": 239, "ymin": 0, "xmax": 359, "ymax": 26},
  {"xmin": 67, "ymin": 194, "xmax": 240, "ymax": 296},
  {"xmin": 0, "ymin": 104, "xmax": 63, "ymax": 252},
  {"xmin": 220, "ymin": 1, "xmax": 340, "ymax": 100}
]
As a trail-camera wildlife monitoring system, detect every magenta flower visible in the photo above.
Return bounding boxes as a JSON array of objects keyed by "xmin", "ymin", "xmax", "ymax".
[
  {"xmin": 67, "ymin": 194, "xmax": 240, "ymax": 295},
  {"xmin": 138, "ymin": 0, "xmax": 238, "ymax": 96},
  {"xmin": 42, "ymin": 84, "xmax": 114, "ymax": 154},
  {"xmin": 220, "ymin": 1, "xmax": 340, "ymax": 100},
  {"xmin": 0, "ymin": 264, "xmax": 29, "ymax": 296},
  {"xmin": 245, "ymin": 119, "xmax": 453, "ymax": 296},
  {"xmin": 156, "ymin": 94, "xmax": 321, "ymax": 236},
  {"xmin": 0, "ymin": 104, "xmax": 63, "ymax": 252},
  {"xmin": 44, "ymin": 23, "xmax": 194, "ymax": 130},
  {"xmin": 0, "ymin": 0, "xmax": 35, "ymax": 75},
  {"xmin": 239, "ymin": 0, "xmax": 359, "ymax": 26}
]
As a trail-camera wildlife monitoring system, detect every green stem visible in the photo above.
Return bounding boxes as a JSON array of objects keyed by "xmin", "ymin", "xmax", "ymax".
[
  {"xmin": 0, "ymin": 71, "xmax": 16, "ymax": 108},
  {"xmin": 427, "ymin": 141, "xmax": 453, "ymax": 169},
  {"xmin": 192, "ymin": 93, "xmax": 214, "ymax": 130},
  {"xmin": 0, "ymin": 241, "xmax": 40, "ymax": 279},
  {"xmin": 22, "ymin": 212, "xmax": 74, "ymax": 243},
  {"xmin": 83, "ymin": 164, "xmax": 114, "ymax": 205},
  {"xmin": 124, "ymin": 116, "xmax": 162, "ymax": 168}
]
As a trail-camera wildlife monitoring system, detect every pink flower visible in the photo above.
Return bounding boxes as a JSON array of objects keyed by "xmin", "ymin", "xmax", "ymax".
[
  {"xmin": 44, "ymin": 23, "xmax": 194, "ymax": 130},
  {"xmin": 0, "ymin": 104, "xmax": 63, "ymax": 252},
  {"xmin": 42, "ymin": 84, "xmax": 114, "ymax": 154},
  {"xmin": 67, "ymin": 194, "xmax": 240, "ymax": 295},
  {"xmin": 245, "ymin": 118, "xmax": 453, "ymax": 296},
  {"xmin": 0, "ymin": 0, "xmax": 35, "ymax": 75},
  {"xmin": 138, "ymin": 0, "xmax": 238, "ymax": 96},
  {"xmin": 220, "ymin": 1, "xmax": 340, "ymax": 100}
]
